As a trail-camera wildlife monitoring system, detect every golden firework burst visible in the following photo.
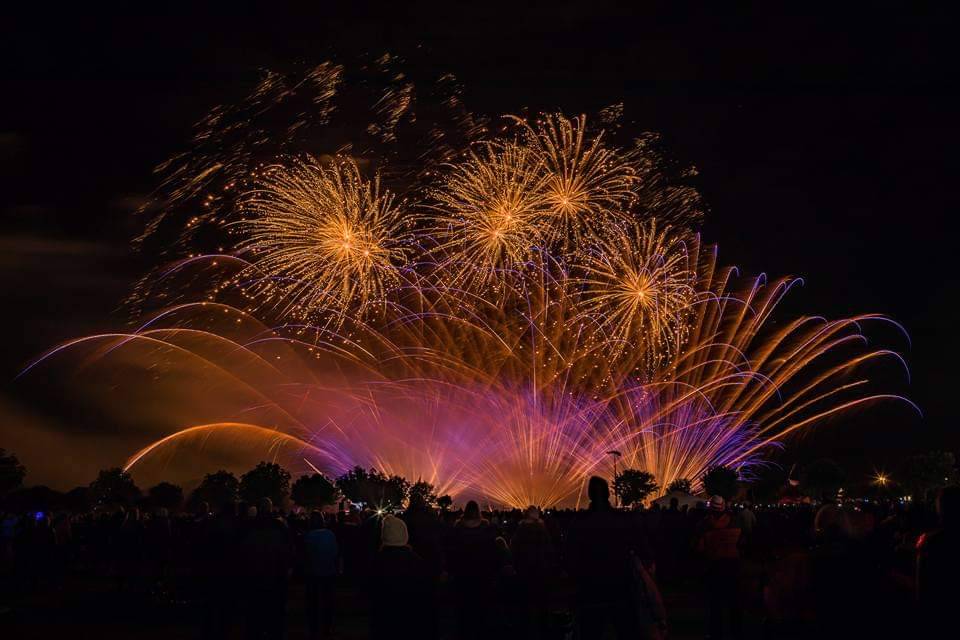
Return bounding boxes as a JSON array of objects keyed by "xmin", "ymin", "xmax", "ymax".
[
  {"xmin": 578, "ymin": 220, "xmax": 696, "ymax": 372},
  {"xmin": 515, "ymin": 113, "xmax": 638, "ymax": 251},
  {"xmin": 236, "ymin": 156, "xmax": 411, "ymax": 321},
  {"xmin": 428, "ymin": 141, "xmax": 547, "ymax": 287}
]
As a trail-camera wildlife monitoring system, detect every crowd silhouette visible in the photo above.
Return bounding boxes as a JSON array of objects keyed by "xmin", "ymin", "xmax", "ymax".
[{"xmin": 1, "ymin": 477, "xmax": 958, "ymax": 639}]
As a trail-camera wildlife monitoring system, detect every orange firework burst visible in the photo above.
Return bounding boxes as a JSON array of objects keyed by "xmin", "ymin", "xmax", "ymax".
[
  {"xmin": 428, "ymin": 141, "xmax": 546, "ymax": 287},
  {"xmin": 577, "ymin": 219, "xmax": 697, "ymax": 372},
  {"xmin": 515, "ymin": 113, "xmax": 638, "ymax": 251},
  {"xmin": 235, "ymin": 156, "xmax": 412, "ymax": 321}
]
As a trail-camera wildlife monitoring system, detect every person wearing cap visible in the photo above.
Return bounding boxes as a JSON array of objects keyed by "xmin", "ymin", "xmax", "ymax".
[
  {"xmin": 697, "ymin": 495, "xmax": 743, "ymax": 639},
  {"xmin": 367, "ymin": 515, "xmax": 436, "ymax": 639}
]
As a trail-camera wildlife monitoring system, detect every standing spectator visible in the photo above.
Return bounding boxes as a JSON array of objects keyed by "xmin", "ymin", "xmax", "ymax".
[
  {"xmin": 737, "ymin": 501, "xmax": 757, "ymax": 536},
  {"xmin": 696, "ymin": 495, "xmax": 742, "ymax": 639},
  {"xmin": 916, "ymin": 485, "xmax": 960, "ymax": 634},
  {"xmin": 736, "ymin": 501, "xmax": 758, "ymax": 558},
  {"xmin": 115, "ymin": 507, "xmax": 144, "ymax": 594},
  {"xmin": 335, "ymin": 508, "xmax": 366, "ymax": 583},
  {"xmin": 144, "ymin": 507, "xmax": 173, "ymax": 590},
  {"xmin": 237, "ymin": 498, "xmax": 293, "ymax": 640},
  {"xmin": 304, "ymin": 511, "xmax": 338, "ymax": 639},
  {"xmin": 511, "ymin": 506, "xmax": 551, "ymax": 576},
  {"xmin": 22, "ymin": 512, "xmax": 56, "ymax": 590},
  {"xmin": 511, "ymin": 506, "xmax": 553, "ymax": 635},
  {"xmin": 401, "ymin": 494, "xmax": 445, "ymax": 576},
  {"xmin": 368, "ymin": 515, "xmax": 436, "ymax": 639},
  {"xmin": 447, "ymin": 500, "xmax": 500, "ymax": 639},
  {"xmin": 808, "ymin": 503, "xmax": 877, "ymax": 638},
  {"xmin": 565, "ymin": 477, "xmax": 655, "ymax": 640},
  {"xmin": 198, "ymin": 502, "xmax": 239, "ymax": 640}
]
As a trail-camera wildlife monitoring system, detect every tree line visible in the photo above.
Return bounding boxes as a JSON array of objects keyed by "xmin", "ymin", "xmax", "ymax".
[
  {"xmin": 1, "ymin": 447, "xmax": 957, "ymax": 512},
  {"xmin": 0, "ymin": 453, "xmax": 456, "ymax": 513}
]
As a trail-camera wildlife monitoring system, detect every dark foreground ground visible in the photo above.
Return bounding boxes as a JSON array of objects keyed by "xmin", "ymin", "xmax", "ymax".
[{"xmin": 1, "ymin": 571, "xmax": 767, "ymax": 639}]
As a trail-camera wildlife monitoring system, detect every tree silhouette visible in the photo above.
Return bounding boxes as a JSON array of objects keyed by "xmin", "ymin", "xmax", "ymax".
[
  {"xmin": 147, "ymin": 481, "xmax": 184, "ymax": 510},
  {"xmin": 335, "ymin": 466, "xmax": 409, "ymax": 509},
  {"xmin": 903, "ymin": 451, "xmax": 958, "ymax": 501},
  {"xmin": 191, "ymin": 470, "xmax": 239, "ymax": 510},
  {"xmin": 437, "ymin": 494, "xmax": 453, "ymax": 511},
  {"xmin": 666, "ymin": 478, "xmax": 693, "ymax": 494},
  {"xmin": 240, "ymin": 462, "xmax": 291, "ymax": 505},
  {"xmin": 89, "ymin": 468, "xmax": 141, "ymax": 506},
  {"xmin": 702, "ymin": 465, "xmax": 739, "ymax": 500},
  {"xmin": 613, "ymin": 469, "xmax": 659, "ymax": 506},
  {"xmin": 801, "ymin": 459, "xmax": 845, "ymax": 501},
  {"xmin": 291, "ymin": 473, "xmax": 339, "ymax": 509},
  {"xmin": 408, "ymin": 480, "xmax": 438, "ymax": 507},
  {"xmin": 750, "ymin": 465, "xmax": 788, "ymax": 503},
  {"xmin": 0, "ymin": 448, "xmax": 26, "ymax": 496}
]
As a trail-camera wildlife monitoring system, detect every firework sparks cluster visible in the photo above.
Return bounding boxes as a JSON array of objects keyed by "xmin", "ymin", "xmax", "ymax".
[
  {"xmin": 235, "ymin": 157, "xmax": 412, "ymax": 320},
  {"xmin": 23, "ymin": 60, "xmax": 912, "ymax": 507}
]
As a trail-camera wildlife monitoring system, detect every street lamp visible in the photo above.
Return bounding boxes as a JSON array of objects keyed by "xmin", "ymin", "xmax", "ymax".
[{"xmin": 606, "ymin": 450, "xmax": 622, "ymax": 507}]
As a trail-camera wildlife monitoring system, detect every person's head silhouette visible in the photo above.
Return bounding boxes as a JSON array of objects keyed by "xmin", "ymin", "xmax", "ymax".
[
  {"xmin": 463, "ymin": 500, "xmax": 481, "ymax": 521},
  {"xmin": 587, "ymin": 476, "xmax": 610, "ymax": 508}
]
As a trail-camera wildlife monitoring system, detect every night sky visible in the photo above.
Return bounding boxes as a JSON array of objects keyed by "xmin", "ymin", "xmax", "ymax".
[{"xmin": 2, "ymin": 4, "xmax": 957, "ymax": 488}]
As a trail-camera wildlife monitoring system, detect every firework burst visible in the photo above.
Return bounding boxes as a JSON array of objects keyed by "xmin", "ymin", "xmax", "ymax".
[
  {"xmin": 515, "ymin": 113, "xmax": 638, "ymax": 251},
  {"xmin": 18, "ymin": 62, "xmax": 915, "ymax": 508},
  {"xmin": 428, "ymin": 141, "xmax": 547, "ymax": 287},
  {"xmin": 234, "ymin": 156, "xmax": 412, "ymax": 321},
  {"xmin": 577, "ymin": 219, "xmax": 697, "ymax": 373}
]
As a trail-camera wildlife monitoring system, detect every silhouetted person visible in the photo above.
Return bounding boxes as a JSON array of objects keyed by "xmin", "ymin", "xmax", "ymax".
[
  {"xmin": 658, "ymin": 497, "xmax": 685, "ymax": 581},
  {"xmin": 737, "ymin": 501, "xmax": 757, "ymax": 556},
  {"xmin": 511, "ymin": 506, "xmax": 553, "ymax": 636},
  {"xmin": 448, "ymin": 500, "xmax": 500, "ymax": 639},
  {"xmin": 304, "ymin": 511, "xmax": 338, "ymax": 639},
  {"xmin": 144, "ymin": 507, "xmax": 173, "ymax": 588},
  {"xmin": 199, "ymin": 502, "xmax": 239, "ymax": 640},
  {"xmin": 335, "ymin": 508, "xmax": 366, "ymax": 582},
  {"xmin": 238, "ymin": 498, "xmax": 293, "ymax": 640},
  {"xmin": 807, "ymin": 502, "xmax": 875, "ymax": 639},
  {"xmin": 368, "ymin": 515, "xmax": 436, "ymax": 639},
  {"xmin": 917, "ymin": 485, "xmax": 960, "ymax": 634},
  {"xmin": 511, "ymin": 506, "xmax": 551, "ymax": 576},
  {"xmin": 115, "ymin": 507, "xmax": 144, "ymax": 594},
  {"xmin": 21, "ymin": 512, "xmax": 56, "ymax": 590},
  {"xmin": 697, "ymin": 495, "xmax": 742, "ymax": 639},
  {"xmin": 565, "ymin": 477, "xmax": 654, "ymax": 640},
  {"xmin": 401, "ymin": 494, "xmax": 445, "ymax": 576}
]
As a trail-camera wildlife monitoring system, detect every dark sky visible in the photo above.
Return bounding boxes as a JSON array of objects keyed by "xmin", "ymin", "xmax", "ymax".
[{"xmin": 2, "ymin": 3, "xmax": 957, "ymax": 487}]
